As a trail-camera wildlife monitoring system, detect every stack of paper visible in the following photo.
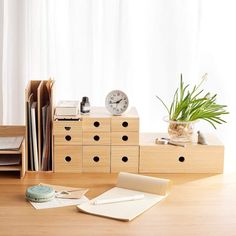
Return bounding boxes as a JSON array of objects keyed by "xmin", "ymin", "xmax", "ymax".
[
  {"xmin": 25, "ymin": 80, "xmax": 54, "ymax": 171},
  {"xmin": 77, "ymin": 172, "xmax": 171, "ymax": 221},
  {"xmin": 0, "ymin": 136, "xmax": 24, "ymax": 151}
]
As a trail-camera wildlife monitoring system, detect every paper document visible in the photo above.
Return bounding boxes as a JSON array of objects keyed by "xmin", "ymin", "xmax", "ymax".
[
  {"xmin": 39, "ymin": 183, "xmax": 88, "ymax": 199},
  {"xmin": 77, "ymin": 172, "xmax": 171, "ymax": 221},
  {"xmin": 29, "ymin": 183, "xmax": 89, "ymax": 209},
  {"xmin": 0, "ymin": 155, "xmax": 21, "ymax": 165},
  {"xmin": 30, "ymin": 196, "xmax": 89, "ymax": 210},
  {"xmin": 0, "ymin": 136, "xmax": 24, "ymax": 150}
]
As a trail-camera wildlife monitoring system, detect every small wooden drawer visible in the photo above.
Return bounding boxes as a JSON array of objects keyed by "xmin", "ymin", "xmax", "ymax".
[
  {"xmin": 111, "ymin": 118, "xmax": 139, "ymax": 132},
  {"xmin": 82, "ymin": 146, "xmax": 110, "ymax": 173},
  {"xmin": 111, "ymin": 132, "xmax": 139, "ymax": 145},
  {"xmin": 54, "ymin": 146, "xmax": 82, "ymax": 172},
  {"xmin": 111, "ymin": 146, "xmax": 139, "ymax": 173},
  {"xmin": 139, "ymin": 133, "xmax": 224, "ymax": 173},
  {"xmin": 54, "ymin": 134, "xmax": 82, "ymax": 145},
  {"xmin": 83, "ymin": 132, "xmax": 110, "ymax": 145},
  {"xmin": 53, "ymin": 121, "xmax": 82, "ymax": 135},
  {"xmin": 82, "ymin": 118, "xmax": 110, "ymax": 132}
]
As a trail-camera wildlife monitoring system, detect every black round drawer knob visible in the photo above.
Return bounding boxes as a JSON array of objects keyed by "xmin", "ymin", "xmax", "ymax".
[
  {"xmin": 122, "ymin": 135, "xmax": 128, "ymax": 141},
  {"xmin": 64, "ymin": 126, "xmax": 71, "ymax": 131},
  {"xmin": 94, "ymin": 135, "xmax": 100, "ymax": 141},
  {"xmin": 122, "ymin": 121, "xmax": 128, "ymax": 128},
  {"xmin": 65, "ymin": 135, "xmax": 72, "ymax": 141},
  {"xmin": 122, "ymin": 156, "xmax": 128, "ymax": 162},
  {"xmin": 94, "ymin": 121, "xmax": 100, "ymax": 127},
  {"xmin": 178, "ymin": 156, "xmax": 185, "ymax": 162},
  {"xmin": 65, "ymin": 156, "xmax": 71, "ymax": 162},
  {"xmin": 93, "ymin": 156, "xmax": 100, "ymax": 162}
]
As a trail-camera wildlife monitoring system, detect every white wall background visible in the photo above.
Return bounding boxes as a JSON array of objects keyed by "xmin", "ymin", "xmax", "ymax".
[{"xmin": 0, "ymin": 0, "xmax": 235, "ymax": 170}]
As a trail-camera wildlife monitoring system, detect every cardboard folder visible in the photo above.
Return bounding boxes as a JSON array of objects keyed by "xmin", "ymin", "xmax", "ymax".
[{"xmin": 25, "ymin": 79, "xmax": 54, "ymax": 171}]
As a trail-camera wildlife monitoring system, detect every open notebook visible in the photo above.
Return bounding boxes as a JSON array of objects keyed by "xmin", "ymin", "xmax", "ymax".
[{"xmin": 77, "ymin": 172, "xmax": 171, "ymax": 221}]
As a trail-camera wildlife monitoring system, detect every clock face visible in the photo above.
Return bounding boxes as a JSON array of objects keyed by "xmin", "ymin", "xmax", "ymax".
[{"xmin": 105, "ymin": 90, "xmax": 129, "ymax": 115}]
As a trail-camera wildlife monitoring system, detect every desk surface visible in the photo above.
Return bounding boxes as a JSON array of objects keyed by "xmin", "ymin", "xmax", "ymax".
[{"xmin": 0, "ymin": 172, "xmax": 236, "ymax": 236}]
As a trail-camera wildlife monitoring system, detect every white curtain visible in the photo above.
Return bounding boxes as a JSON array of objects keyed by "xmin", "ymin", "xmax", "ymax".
[
  {"xmin": 0, "ymin": 0, "xmax": 200, "ymax": 126},
  {"xmin": 0, "ymin": 0, "xmax": 235, "ymax": 168}
]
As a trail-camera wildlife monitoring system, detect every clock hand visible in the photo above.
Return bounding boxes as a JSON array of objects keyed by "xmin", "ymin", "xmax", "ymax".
[
  {"xmin": 116, "ymin": 98, "xmax": 123, "ymax": 104},
  {"xmin": 110, "ymin": 99, "xmax": 123, "ymax": 104}
]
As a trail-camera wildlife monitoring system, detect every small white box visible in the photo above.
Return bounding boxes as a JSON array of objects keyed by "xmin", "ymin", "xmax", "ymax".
[{"xmin": 55, "ymin": 101, "xmax": 79, "ymax": 116}]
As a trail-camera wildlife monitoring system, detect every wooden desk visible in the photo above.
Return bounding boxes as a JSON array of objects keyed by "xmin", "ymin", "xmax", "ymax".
[{"xmin": 0, "ymin": 172, "xmax": 236, "ymax": 235}]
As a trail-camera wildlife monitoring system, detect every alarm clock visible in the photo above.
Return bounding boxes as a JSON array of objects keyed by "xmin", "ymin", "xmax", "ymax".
[{"xmin": 105, "ymin": 90, "xmax": 129, "ymax": 115}]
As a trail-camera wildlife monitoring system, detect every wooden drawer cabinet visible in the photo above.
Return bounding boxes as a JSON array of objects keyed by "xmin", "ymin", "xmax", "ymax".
[
  {"xmin": 82, "ymin": 118, "xmax": 110, "ymax": 132},
  {"xmin": 83, "ymin": 146, "xmax": 110, "ymax": 173},
  {"xmin": 53, "ymin": 121, "xmax": 82, "ymax": 135},
  {"xmin": 111, "ymin": 146, "xmax": 139, "ymax": 173},
  {"xmin": 83, "ymin": 132, "xmax": 110, "ymax": 145},
  {"xmin": 139, "ymin": 133, "xmax": 224, "ymax": 173},
  {"xmin": 111, "ymin": 118, "xmax": 139, "ymax": 132},
  {"xmin": 111, "ymin": 132, "xmax": 139, "ymax": 145},
  {"xmin": 54, "ymin": 146, "xmax": 82, "ymax": 172},
  {"xmin": 54, "ymin": 134, "xmax": 82, "ymax": 145}
]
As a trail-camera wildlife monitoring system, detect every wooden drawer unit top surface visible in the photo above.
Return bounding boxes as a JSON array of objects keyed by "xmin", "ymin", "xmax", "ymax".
[
  {"xmin": 53, "ymin": 120, "xmax": 82, "ymax": 135},
  {"xmin": 139, "ymin": 133, "xmax": 224, "ymax": 173}
]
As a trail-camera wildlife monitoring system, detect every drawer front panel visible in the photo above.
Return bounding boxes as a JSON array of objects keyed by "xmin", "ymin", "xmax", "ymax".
[
  {"xmin": 82, "ymin": 118, "xmax": 110, "ymax": 132},
  {"xmin": 83, "ymin": 132, "xmax": 110, "ymax": 145},
  {"xmin": 54, "ymin": 134, "xmax": 82, "ymax": 145},
  {"xmin": 53, "ymin": 121, "xmax": 82, "ymax": 135},
  {"xmin": 111, "ymin": 146, "xmax": 139, "ymax": 173},
  {"xmin": 111, "ymin": 132, "xmax": 139, "ymax": 145},
  {"xmin": 54, "ymin": 146, "xmax": 82, "ymax": 172},
  {"xmin": 139, "ymin": 146, "xmax": 224, "ymax": 173},
  {"xmin": 111, "ymin": 118, "xmax": 139, "ymax": 132},
  {"xmin": 83, "ymin": 146, "xmax": 110, "ymax": 173}
]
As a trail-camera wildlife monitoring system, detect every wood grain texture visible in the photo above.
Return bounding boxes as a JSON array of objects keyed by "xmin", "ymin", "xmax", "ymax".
[
  {"xmin": 0, "ymin": 126, "xmax": 25, "ymax": 136},
  {"xmin": 111, "ymin": 117, "xmax": 139, "ymax": 132},
  {"xmin": 0, "ymin": 172, "xmax": 235, "ymax": 236},
  {"xmin": 53, "ymin": 145, "xmax": 82, "ymax": 172},
  {"xmin": 54, "ymin": 134, "xmax": 82, "ymax": 146},
  {"xmin": 82, "ymin": 117, "xmax": 111, "ymax": 132},
  {"xmin": 53, "ymin": 120, "xmax": 82, "ymax": 135},
  {"xmin": 111, "ymin": 146, "xmax": 139, "ymax": 173},
  {"xmin": 83, "ymin": 146, "xmax": 110, "ymax": 173},
  {"xmin": 111, "ymin": 132, "xmax": 139, "ymax": 145},
  {"xmin": 82, "ymin": 132, "xmax": 111, "ymax": 145},
  {"xmin": 139, "ymin": 133, "xmax": 224, "ymax": 173}
]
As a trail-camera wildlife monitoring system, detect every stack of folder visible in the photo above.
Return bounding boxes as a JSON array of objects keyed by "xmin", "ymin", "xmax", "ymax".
[{"xmin": 25, "ymin": 80, "xmax": 54, "ymax": 171}]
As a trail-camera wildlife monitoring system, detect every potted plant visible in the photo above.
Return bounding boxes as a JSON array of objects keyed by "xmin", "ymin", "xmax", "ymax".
[{"xmin": 156, "ymin": 74, "xmax": 229, "ymax": 142}]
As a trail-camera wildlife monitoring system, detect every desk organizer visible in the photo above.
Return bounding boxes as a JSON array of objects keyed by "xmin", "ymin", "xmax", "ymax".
[
  {"xmin": 139, "ymin": 133, "xmax": 224, "ymax": 173},
  {"xmin": 53, "ymin": 107, "xmax": 224, "ymax": 174},
  {"xmin": 0, "ymin": 126, "xmax": 26, "ymax": 178},
  {"xmin": 53, "ymin": 107, "xmax": 139, "ymax": 173}
]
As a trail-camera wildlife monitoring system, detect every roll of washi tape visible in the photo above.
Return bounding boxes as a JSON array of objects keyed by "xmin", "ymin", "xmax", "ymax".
[{"xmin": 25, "ymin": 185, "xmax": 55, "ymax": 202}]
